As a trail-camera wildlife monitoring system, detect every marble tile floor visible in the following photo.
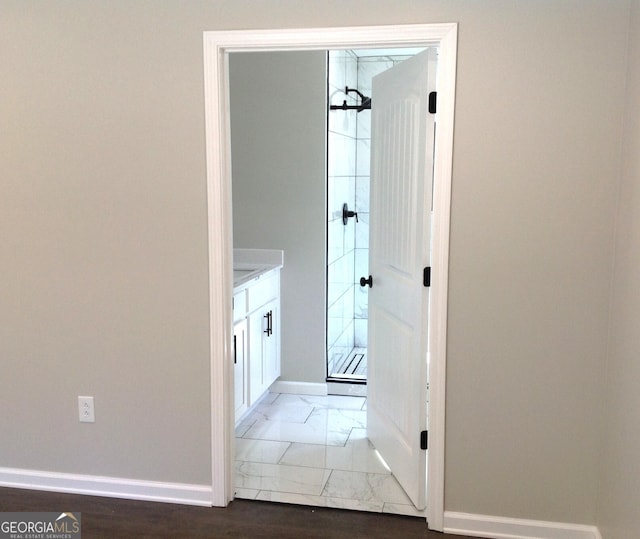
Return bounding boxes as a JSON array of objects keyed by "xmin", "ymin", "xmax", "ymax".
[{"xmin": 234, "ymin": 392, "xmax": 424, "ymax": 518}]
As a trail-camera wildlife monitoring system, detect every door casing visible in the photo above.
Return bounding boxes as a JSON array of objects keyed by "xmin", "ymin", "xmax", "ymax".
[{"xmin": 202, "ymin": 23, "xmax": 457, "ymax": 532}]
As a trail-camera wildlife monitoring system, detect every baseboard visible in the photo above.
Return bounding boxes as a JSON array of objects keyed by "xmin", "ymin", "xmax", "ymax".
[
  {"xmin": 0, "ymin": 467, "xmax": 212, "ymax": 507},
  {"xmin": 326, "ymin": 381, "xmax": 367, "ymax": 397},
  {"xmin": 443, "ymin": 511, "xmax": 601, "ymax": 539},
  {"xmin": 269, "ymin": 380, "xmax": 328, "ymax": 396}
]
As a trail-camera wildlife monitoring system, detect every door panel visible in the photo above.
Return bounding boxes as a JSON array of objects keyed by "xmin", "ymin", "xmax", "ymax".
[{"xmin": 367, "ymin": 47, "xmax": 436, "ymax": 511}]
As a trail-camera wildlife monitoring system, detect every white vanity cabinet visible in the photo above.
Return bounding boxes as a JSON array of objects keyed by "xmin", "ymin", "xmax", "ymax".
[
  {"xmin": 248, "ymin": 296, "xmax": 280, "ymax": 399},
  {"xmin": 233, "ymin": 318, "xmax": 248, "ymax": 418},
  {"xmin": 233, "ymin": 267, "xmax": 281, "ymax": 424},
  {"xmin": 233, "ymin": 289, "xmax": 248, "ymax": 419}
]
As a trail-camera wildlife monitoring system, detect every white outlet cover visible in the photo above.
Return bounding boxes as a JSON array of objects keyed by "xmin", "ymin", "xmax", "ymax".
[{"xmin": 78, "ymin": 396, "xmax": 95, "ymax": 423}]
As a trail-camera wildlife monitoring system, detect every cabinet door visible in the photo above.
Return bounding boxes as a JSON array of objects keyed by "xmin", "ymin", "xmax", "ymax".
[
  {"xmin": 233, "ymin": 319, "xmax": 248, "ymax": 421},
  {"xmin": 261, "ymin": 298, "xmax": 280, "ymax": 388},
  {"xmin": 248, "ymin": 299, "xmax": 280, "ymax": 403},
  {"xmin": 248, "ymin": 308, "xmax": 267, "ymax": 403}
]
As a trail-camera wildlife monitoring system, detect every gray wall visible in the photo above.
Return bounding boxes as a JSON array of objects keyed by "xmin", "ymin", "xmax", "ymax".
[
  {"xmin": 0, "ymin": 0, "xmax": 637, "ymax": 530},
  {"xmin": 229, "ymin": 51, "xmax": 327, "ymax": 384},
  {"xmin": 598, "ymin": 2, "xmax": 640, "ymax": 537}
]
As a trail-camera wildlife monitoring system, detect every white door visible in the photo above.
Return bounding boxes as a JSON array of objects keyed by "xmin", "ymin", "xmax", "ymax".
[{"xmin": 366, "ymin": 48, "xmax": 436, "ymax": 510}]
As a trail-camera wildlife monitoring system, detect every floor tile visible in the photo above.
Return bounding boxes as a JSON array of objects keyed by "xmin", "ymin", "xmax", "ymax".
[
  {"xmin": 234, "ymin": 415, "xmax": 258, "ymax": 438},
  {"xmin": 243, "ymin": 417, "xmax": 351, "ymax": 446},
  {"xmin": 274, "ymin": 393, "xmax": 366, "ymax": 410},
  {"xmin": 235, "ymin": 438, "xmax": 290, "ymax": 464},
  {"xmin": 306, "ymin": 407, "xmax": 367, "ymax": 431},
  {"xmin": 321, "ymin": 469, "xmax": 413, "ymax": 505},
  {"xmin": 234, "ymin": 392, "xmax": 421, "ymax": 518},
  {"xmin": 235, "ymin": 461, "xmax": 331, "ymax": 496},
  {"xmin": 256, "ymin": 490, "xmax": 384, "ymax": 513},
  {"xmin": 279, "ymin": 439, "xmax": 390, "ymax": 474},
  {"xmin": 382, "ymin": 502, "xmax": 426, "ymax": 518},
  {"xmin": 250, "ymin": 400, "xmax": 315, "ymax": 423},
  {"xmin": 233, "ymin": 487, "xmax": 259, "ymax": 500}
]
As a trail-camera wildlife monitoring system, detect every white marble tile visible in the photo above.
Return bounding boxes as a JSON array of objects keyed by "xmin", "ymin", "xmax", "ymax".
[
  {"xmin": 275, "ymin": 394, "xmax": 366, "ymax": 410},
  {"xmin": 234, "ymin": 487, "xmax": 259, "ymax": 500},
  {"xmin": 256, "ymin": 490, "xmax": 384, "ymax": 513},
  {"xmin": 327, "ymin": 346, "xmax": 351, "ymax": 377},
  {"xmin": 280, "ymin": 438, "xmax": 390, "ymax": 475},
  {"xmin": 349, "ymin": 427, "xmax": 368, "ymax": 440},
  {"xmin": 328, "ymin": 50, "xmax": 347, "ymax": 93},
  {"xmin": 329, "ymin": 105, "xmax": 357, "ymax": 138},
  {"xmin": 354, "ymin": 319, "xmax": 368, "ymax": 348},
  {"xmin": 327, "ymin": 175, "xmax": 354, "ymax": 222},
  {"xmin": 327, "ymin": 253, "xmax": 354, "ymax": 299},
  {"xmin": 235, "ymin": 461, "xmax": 331, "ymax": 496},
  {"xmin": 344, "ymin": 218, "xmax": 356, "ymax": 252},
  {"xmin": 243, "ymin": 416, "xmax": 351, "ymax": 446},
  {"xmin": 321, "ymin": 470, "xmax": 413, "ymax": 505},
  {"xmin": 356, "ymin": 109, "xmax": 372, "ymax": 139},
  {"xmin": 326, "ymin": 315, "xmax": 344, "ymax": 351},
  {"xmin": 234, "ymin": 415, "xmax": 257, "ymax": 438},
  {"xmin": 382, "ymin": 503, "xmax": 425, "ymax": 518},
  {"xmin": 355, "ymin": 212, "xmax": 369, "ymax": 249},
  {"xmin": 235, "ymin": 438, "xmax": 291, "ymax": 464},
  {"xmin": 328, "ymin": 132, "xmax": 356, "ymax": 177},
  {"xmin": 278, "ymin": 443, "xmax": 329, "ymax": 468},
  {"xmin": 253, "ymin": 399, "xmax": 314, "ymax": 423},
  {"xmin": 354, "ymin": 285, "xmax": 369, "ymax": 318},
  {"xmin": 355, "ymin": 177, "xmax": 370, "ymax": 213},
  {"xmin": 327, "ymin": 221, "xmax": 344, "ymax": 266},
  {"xmin": 306, "ymin": 407, "xmax": 367, "ymax": 432},
  {"xmin": 233, "ymin": 393, "xmax": 421, "ymax": 517},
  {"xmin": 346, "ymin": 52, "xmax": 358, "ymax": 93},
  {"xmin": 354, "ymin": 248, "xmax": 369, "ymax": 283},
  {"xmin": 356, "ymin": 138, "xmax": 371, "ymax": 177}
]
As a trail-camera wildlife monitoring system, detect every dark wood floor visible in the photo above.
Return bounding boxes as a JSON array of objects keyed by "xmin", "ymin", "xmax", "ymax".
[{"xmin": 0, "ymin": 487, "xmax": 477, "ymax": 538}]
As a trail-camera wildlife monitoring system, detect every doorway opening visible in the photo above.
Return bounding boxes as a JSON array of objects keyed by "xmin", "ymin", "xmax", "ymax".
[
  {"xmin": 203, "ymin": 23, "xmax": 457, "ymax": 532},
  {"xmin": 326, "ymin": 48, "xmax": 425, "ymax": 385},
  {"xmin": 228, "ymin": 46, "xmax": 431, "ymax": 514}
]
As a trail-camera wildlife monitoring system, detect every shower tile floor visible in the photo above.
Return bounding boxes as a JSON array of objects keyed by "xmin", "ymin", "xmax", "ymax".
[
  {"xmin": 234, "ymin": 392, "xmax": 424, "ymax": 517},
  {"xmin": 331, "ymin": 347, "xmax": 367, "ymax": 379}
]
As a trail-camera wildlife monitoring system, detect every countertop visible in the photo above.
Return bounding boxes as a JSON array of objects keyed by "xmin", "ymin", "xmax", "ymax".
[{"xmin": 233, "ymin": 248, "xmax": 284, "ymax": 290}]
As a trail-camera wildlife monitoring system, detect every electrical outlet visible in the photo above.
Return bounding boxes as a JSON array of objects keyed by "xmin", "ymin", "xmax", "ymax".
[{"xmin": 78, "ymin": 396, "xmax": 95, "ymax": 423}]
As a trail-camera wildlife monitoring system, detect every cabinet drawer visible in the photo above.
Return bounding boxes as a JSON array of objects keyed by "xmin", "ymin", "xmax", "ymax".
[
  {"xmin": 233, "ymin": 289, "xmax": 247, "ymax": 322},
  {"xmin": 247, "ymin": 272, "xmax": 279, "ymax": 313}
]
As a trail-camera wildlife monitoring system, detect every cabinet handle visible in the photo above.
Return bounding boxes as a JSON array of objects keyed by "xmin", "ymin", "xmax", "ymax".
[
  {"xmin": 264, "ymin": 310, "xmax": 273, "ymax": 336},
  {"xmin": 233, "ymin": 334, "xmax": 237, "ymax": 364}
]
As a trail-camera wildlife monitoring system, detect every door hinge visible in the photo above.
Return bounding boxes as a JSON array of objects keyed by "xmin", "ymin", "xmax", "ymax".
[
  {"xmin": 428, "ymin": 91, "xmax": 437, "ymax": 114},
  {"xmin": 420, "ymin": 430, "xmax": 428, "ymax": 450},
  {"xmin": 423, "ymin": 266, "xmax": 431, "ymax": 287}
]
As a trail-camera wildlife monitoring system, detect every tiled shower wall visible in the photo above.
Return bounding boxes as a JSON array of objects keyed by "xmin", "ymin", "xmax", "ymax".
[
  {"xmin": 326, "ymin": 51, "xmax": 413, "ymax": 377},
  {"xmin": 327, "ymin": 50, "xmax": 358, "ymax": 376}
]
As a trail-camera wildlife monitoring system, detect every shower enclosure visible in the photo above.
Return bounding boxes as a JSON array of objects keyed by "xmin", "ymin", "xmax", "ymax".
[{"xmin": 326, "ymin": 48, "xmax": 421, "ymax": 383}]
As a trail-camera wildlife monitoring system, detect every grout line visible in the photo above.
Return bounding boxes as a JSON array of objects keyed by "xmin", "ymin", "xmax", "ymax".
[
  {"xmin": 319, "ymin": 469, "xmax": 333, "ymax": 496},
  {"xmin": 276, "ymin": 442, "xmax": 292, "ymax": 465}
]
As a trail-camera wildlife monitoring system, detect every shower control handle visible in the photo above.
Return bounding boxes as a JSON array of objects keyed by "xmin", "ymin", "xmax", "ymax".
[
  {"xmin": 342, "ymin": 203, "xmax": 358, "ymax": 225},
  {"xmin": 360, "ymin": 275, "xmax": 373, "ymax": 288}
]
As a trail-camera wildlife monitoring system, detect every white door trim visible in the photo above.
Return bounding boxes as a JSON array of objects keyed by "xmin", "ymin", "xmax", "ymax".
[{"xmin": 202, "ymin": 23, "xmax": 457, "ymax": 532}]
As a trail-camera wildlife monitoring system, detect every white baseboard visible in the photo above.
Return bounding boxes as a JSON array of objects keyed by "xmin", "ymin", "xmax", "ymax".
[
  {"xmin": 443, "ymin": 511, "xmax": 601, "ymax": 539},
  {"xmin": 0, "ymin": 467, "xmax": 212, "ymax": 507},
  {"xmin": 270, "ymin": 380, "xmax": 328, "ymax": 396},
  {"xmin": 326, "ymin": 381, "xmax": 367, "ymax": 397}
]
